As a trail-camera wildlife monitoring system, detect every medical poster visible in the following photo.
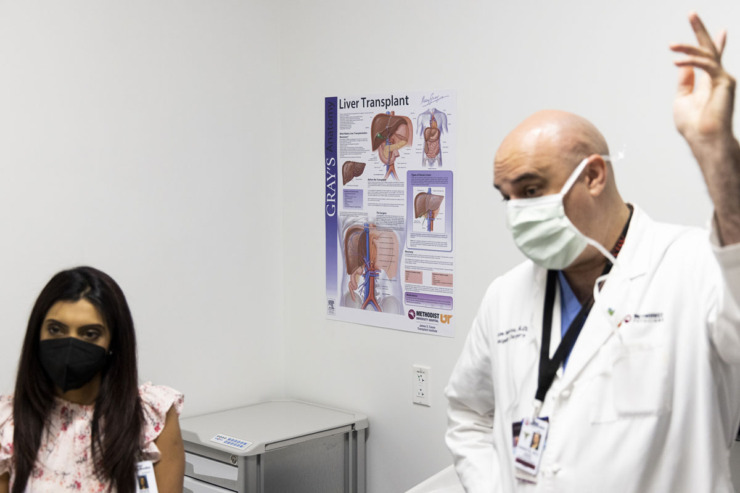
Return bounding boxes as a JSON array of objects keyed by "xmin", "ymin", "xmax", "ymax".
[{"xmin": 324, "ymin": 90, "xmax": 456, "ymax": 337}]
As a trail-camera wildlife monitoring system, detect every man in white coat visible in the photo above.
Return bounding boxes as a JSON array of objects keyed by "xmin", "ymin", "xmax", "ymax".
[{"xmin": 446, "ymin": 12, "xmax": 740, "ymax": 493}]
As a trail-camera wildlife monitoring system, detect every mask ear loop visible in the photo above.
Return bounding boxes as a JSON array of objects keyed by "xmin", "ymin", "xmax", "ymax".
[
  {"xmin": 585, "ymin": 236, "xmax": 618, "ymax": 267},
  {"xmin": 562, "ymin": 154, "xmax": 617, "ymax": 266},
  {"xmin": 559, "ymin": 157, "xmax": 590, "ymax": 196},
  {"xmin": 559, "ymin": 154, "xmax": 612, "ymax": 198},
  {"xmin": 562, "ymin": 155, "xmax": 618, "ymax": 300},
  {"xmin": 611, "ymin": 145, "xmax": 626, "ymax": 164},
  {"xmin": 585, "ymin": 154, "xmax": 619, "ymax": 301},
  {"xmin": 588, "ymin": 237, "xmax": 619, "ymax": 302}
]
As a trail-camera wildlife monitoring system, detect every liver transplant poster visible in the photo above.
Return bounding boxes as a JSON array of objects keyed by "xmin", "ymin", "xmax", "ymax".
[{"xmin": 324, "ymin": 90, "xmax": 456, "ymax": 337}]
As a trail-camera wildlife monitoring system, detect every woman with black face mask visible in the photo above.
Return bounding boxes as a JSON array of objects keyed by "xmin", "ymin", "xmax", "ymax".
[{"xmin": 0, "ymin": 266, "xmax": 184, "ymax": 493}]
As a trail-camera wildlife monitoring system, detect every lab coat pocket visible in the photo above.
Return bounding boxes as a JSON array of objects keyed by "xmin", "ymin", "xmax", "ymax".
[{"xmin": 612, "ymin": 344, "xmax": 671, "ymax": 417}]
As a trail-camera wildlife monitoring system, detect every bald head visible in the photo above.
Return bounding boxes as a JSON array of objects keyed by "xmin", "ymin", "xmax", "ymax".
[
  {"xmin": 496, "ymin": 110, "xmax": 609, "ymax": 169},
  {"xmin": 493, "ymin": 110, "xmax": 618, "ymax": 200}
]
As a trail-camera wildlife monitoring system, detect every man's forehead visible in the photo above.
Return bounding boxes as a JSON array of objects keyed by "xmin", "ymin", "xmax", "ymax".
[
  {"xmin": 493, "ymin": 154, "xmax": 573, "ymax": 190},
  {"xmin": 494, "ymin": 153, "xmax": 550, "ymax": 178},
  {"xmin": 493, "ymin": 172, "xmax": 545, "ymax": 192}
]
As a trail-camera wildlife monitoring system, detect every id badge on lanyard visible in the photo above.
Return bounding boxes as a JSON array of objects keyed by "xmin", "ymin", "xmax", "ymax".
[
  {"xmin": 513, "ymin": 416, "xmax": 550, "ymax": 483},
  {"xmin": 135, "ymin": 461, "xmax": 159, "ymax": 493}
]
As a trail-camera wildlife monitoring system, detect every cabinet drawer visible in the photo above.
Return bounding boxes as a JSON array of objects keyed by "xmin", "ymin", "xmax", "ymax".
[
  {"xmin": 184, "ymin": 475, "xmax": 237, "ymax": 493},
  {"xmin": 185, "ymin": 451, "xmax": 239, "ymax": 491}
]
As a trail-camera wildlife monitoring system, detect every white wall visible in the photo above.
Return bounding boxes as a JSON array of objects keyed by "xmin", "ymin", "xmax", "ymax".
[
  {"xmin": 0, "ymin": 0, "xmax": 286, "ymax": 416},
  {"xmin": 280, "ymin": 1, "xmax": 740, "ymax": 492},
  {"xmin": 1, "ymin": 1, "xmax": 740, "ymax": 493}
]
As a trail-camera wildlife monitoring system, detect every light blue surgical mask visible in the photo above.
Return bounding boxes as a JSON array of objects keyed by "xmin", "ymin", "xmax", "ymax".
[{"xmin": 506, "ymin": 155, "xmax": 617, "ymax": 270}]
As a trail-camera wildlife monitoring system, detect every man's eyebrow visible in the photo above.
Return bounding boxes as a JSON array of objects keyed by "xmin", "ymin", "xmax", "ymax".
[{"xmin": 494, "ymin": 172, "xmax": 543, "ymax": 191}]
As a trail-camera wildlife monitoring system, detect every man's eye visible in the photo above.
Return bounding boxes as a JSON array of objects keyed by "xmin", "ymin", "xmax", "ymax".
[{"xmin": 524, "ymin": 187, "xmax": 539, "ymax": 197}]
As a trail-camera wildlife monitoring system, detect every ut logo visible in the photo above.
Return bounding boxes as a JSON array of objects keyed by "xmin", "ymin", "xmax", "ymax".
[{"xmin": 440, "ymin": 314, "xmax": 453, "ymax": 324}]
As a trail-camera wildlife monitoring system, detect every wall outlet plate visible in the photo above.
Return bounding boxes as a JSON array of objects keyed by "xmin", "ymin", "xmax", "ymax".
[{"xmin": 412, "ymin": 365, "xmax": 430, "ymax": 406}]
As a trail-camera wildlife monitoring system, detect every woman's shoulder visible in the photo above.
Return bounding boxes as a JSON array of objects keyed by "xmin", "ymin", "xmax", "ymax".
[
  {"xmin": 139, "ymin": 383, "xmax": 184, "ymax": 446},
  {"xmin": 139, "ymin": 383, "xmax": 184, "ymax": 411}
]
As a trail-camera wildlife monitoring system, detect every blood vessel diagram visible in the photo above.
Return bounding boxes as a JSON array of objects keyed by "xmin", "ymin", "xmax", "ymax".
[
  {"xmin": 342, "ymin": 221, "xmax": 401, "ymax": 313},
  {"xmin": 371, "ymin": 112, "xmax": 413, "ymax": 181},
  {"xmin": 342, "ymin": 161, "xmax": 366, "ymax": 186},
  {"xmin": 414, "ymin": 188, "xmax": 444, "ymax": 232},
  {"xmin": 417, "ymin": 108, "xmax": 448, "ymax": 167}
]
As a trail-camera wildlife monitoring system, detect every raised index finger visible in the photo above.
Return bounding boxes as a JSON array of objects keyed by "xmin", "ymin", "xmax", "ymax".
[{"xmin": 689, "ymin": 11, "xmax": 719, "ymax": 57}]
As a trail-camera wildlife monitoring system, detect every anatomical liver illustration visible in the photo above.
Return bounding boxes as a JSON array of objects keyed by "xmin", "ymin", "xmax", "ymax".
[
  {"xmin": 414, "ymin": 188, "xmax": 444, "ymax": 232},
  {"xmin": 343, "ymin": 223, "xmax": 400, "ymax": 312},
  {"xmin": 371, "ymin": 112, "xmax": 413, "ymax": 181},
  {"xmin": 416, "ymin": 108, "xmax": 448, "ymax": 167},
  {"xmin": 342, "ymin": 161, "xmax": 366, "ymax": 186}
]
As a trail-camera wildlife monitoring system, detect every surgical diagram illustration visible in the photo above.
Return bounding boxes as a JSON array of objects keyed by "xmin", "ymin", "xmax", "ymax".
[
  {"xmin": 414, "ymin": 188, "xmax": 444, "ymax": 232},
  {"xmin": 417, "ymin": 108, "xmax": 448, "ymax": 167},
  {"xmin": 371, "ymin": 112, "xmax": 413, "ymax": 181},
  {"xmin": 342, "ymin": 161, "xmax": 366, "ymax": 186},
  {"xmin": 343, "ymin": 221, "xmax": 402, "ymax": 313}
]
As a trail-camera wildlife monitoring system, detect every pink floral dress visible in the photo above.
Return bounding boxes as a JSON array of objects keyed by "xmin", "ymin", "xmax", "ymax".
[{"xmin": 0, "ymin": 382, "xmax": 183, "ymax": 492}]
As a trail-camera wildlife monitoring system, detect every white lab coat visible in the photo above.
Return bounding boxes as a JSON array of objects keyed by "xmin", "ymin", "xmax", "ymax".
[{"xmin": 446, "ymin": 206, "xmax": 740, "ymax": 493}]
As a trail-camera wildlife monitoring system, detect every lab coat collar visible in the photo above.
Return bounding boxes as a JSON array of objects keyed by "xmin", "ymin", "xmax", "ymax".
[{"xmin": 611, "ymin": 204, "xmax": 651, "ymax": 281}]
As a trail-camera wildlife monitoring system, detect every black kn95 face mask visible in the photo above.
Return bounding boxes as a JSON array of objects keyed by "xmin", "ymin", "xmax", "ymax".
[{"xmin": 39, "ymin": 338, "xmax": 108, "ymax": 392}]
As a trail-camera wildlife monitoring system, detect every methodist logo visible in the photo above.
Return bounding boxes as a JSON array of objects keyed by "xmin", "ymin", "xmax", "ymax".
[{"xmin": 408, "ymin": 309, "xmax": 453, "ymax": 324}]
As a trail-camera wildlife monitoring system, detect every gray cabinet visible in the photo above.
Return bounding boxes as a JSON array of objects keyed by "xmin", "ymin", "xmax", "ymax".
[{"xmin": 181, "ymin": 400, "xmax": 368, "ymax": 493}]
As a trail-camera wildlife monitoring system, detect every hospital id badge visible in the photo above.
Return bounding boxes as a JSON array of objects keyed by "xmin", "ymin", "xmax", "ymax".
[
  {"xmin": 513, "ymin": 417, "xmax": 549, "ymax": 478},
  {"xmin": 135, "ymin": 461, "xmax": 159, "ymax": 493}
]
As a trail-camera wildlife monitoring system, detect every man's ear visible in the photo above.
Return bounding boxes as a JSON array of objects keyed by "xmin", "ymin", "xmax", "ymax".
[{"xmin": 584, "ymin": 154, "xmax": 607, "ymax": 196}]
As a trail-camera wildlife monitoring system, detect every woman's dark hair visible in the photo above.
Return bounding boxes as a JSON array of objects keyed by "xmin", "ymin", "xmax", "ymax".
[{"xmin": 12, "ymin": 266, "xmax": 143, "ymax": 493}]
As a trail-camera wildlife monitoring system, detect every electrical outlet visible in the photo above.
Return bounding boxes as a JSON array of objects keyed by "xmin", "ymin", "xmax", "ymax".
[{"xmin": 413, "ymin": 365, "xmax": 431, "ymax": 406}]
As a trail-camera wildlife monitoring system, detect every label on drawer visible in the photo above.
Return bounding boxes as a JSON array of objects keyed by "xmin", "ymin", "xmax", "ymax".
[{"xmin": 210, "ymin": 434, "xmax": 252, "ymax": 451}]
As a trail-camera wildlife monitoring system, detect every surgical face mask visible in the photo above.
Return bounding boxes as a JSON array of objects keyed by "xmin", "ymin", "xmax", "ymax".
[
  {"xmin": 39, "ymin": 338, "xmax": 109, "ymax": 392},
  {"xmin": 506, "ymin": 156, "xmax": 617, "ymax": 270}
]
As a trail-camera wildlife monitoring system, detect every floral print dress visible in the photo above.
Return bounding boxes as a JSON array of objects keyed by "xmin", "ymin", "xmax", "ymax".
[{"xmin": 0, "ymin": 383, "xmax": 183, "ymax": 492}]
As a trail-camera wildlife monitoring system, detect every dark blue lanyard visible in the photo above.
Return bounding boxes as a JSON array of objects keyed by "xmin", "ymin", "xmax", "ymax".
[{"xmin": 535, "ymin": 270, "xmax": 596, "ymax": 402}]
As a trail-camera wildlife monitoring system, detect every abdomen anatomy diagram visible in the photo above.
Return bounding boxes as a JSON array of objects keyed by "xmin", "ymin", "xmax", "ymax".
[
  {"xmin": 371, "ymin": 112, "xmax": 413, "ymax": 181},
  {"xmin": 343, "ymin": 222, "xmax": 401, "ymax": 313},
  {"xmin": 342, "ymin": 161, "xmax": 366, "ymax": 186},
  {"xmin": 414, "ymin": 188, "xmax": 444, "ymax": 232},
  {"xmin": 417, "ymin": 108, "xmax": 448, "ymax": 167}
]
